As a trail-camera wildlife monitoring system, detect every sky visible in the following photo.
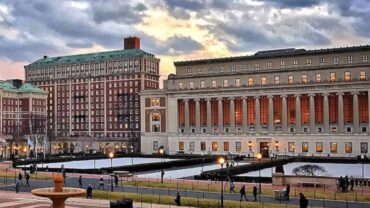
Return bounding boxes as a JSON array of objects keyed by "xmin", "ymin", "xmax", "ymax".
[{"xmin": 0, "ymin": 0, "xmax": 370, "ymax": 87}]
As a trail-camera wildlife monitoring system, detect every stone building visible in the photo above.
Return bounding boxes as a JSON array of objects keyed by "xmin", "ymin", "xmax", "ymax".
[
  {"xmin": 141, "ymin": 46, "xmax": 370, "ymax": 157},
  {"xmin": 25, "ymin": 37, "xmax": 160, "ymax": 154}
]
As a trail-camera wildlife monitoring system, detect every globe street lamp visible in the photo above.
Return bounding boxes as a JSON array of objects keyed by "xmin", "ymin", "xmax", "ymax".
[
  {"xmin": 109, "ymin": 152, "xmax": 114, "ymax": 192},
  {"xmin": 218, "ymin": 156, "xmax": 225, "ymax": 208},
  {"xmin": 257, "ymin": 153, "xmax": 262, "ymax": 202},
  {"xmin": 158, "ymin": 147, "xmax": 165, "ymax": 183},
  {"xmin": 361, "ymin": 154, "xmax": 366, "ymax": 195}
]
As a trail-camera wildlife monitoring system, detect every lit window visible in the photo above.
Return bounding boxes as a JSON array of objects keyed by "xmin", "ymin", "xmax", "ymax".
[
  {"xmin": 280, "ymin": 60, "xmax": 285, "ymax": 68},
  {"xmin": 345, "ymin": 142, "xmax": 352, "ymax": 153},
  {"xmin": 179, "ymin": 82, "xmax": 183, "ymax": 89},
  {"xmin": 254, "ymin": 63, "xmax": 260, "ymax": 69},
  {"xmin": 248, "ymin": 77, "xmax": 254, "ymax": 86},
  {"xmin": 235, "ymin": 78, "xmax": 241, "ymax": 87},
  {"xmin": 189, "ymin": 82, "xmax": 194, "ymax": 89},
  {"xmin": 223, "ymin": 80, "xmax": 228, "ymax": 87},
  {"xmin": 288, "ymin": 142, "xmax": 295, "ymax": 152},
  {"xmin": 330, "ymin": 142, "xmax": 337, "ymax": 153},
  {"xmin": 212, "ymin": 142, "xmax": 218, "ymax": 151},
  {"xmin": 302, "ymin": 74, "xmax": 308, "ymax": 83},
  {"xmin": 288, "ymin": 75, "xmax": 294, "ymax": 84},
  {"xmin": 200, "ymin": 81, "xmax": 205, "ymax": 88},
  {"xmin": 261, "ymin": 77, "xmax": 267, "ymax": 86},
  {"xmin": 179, "ymin": 142, "xmax": 184, "ymax": 151},
  {"xmin": 151, "ymin": 98, "xmax": 160, "ymax": 107},
  {"xmin": 306, "ymin": 59, "xmax": 312, "ymax": 66},
  {"xmin": 320, "ymin": 57, "xmax": 325, "ymax": 65},
  {"xmin": 223, "ymin": 142, "xmax": 229, "ymax": 152},
  {"xmin": 344, "ymin": 72, "xmax": 351, "ymax": 82},
  {"xmin": 235, "ymin": 142, "xmax": 241, "ymax": 152},
  {"xmin": 348, "ymin": 55, "xmax": 353, "ymax": 64},
  {"xmin": 316, "ymin": 74, "xmax": 321, "ymax": 82},
  {"xmin": 333, "ymin": 57, "xmax": 339, "ymax": 64},
  {"xmin": 212, "ymin": 80, "xmax": 217, "ymax": 88},
  {"xmin": 330, "ymin": 72, "xmax": 336, "ymax": 82},
  {"xmin": 267, "ymin": 62, "xmax": 272, "ymax": 69},
  {"xmin": 360, "ymin": 71, "xmax": 366, "ymax": 80},
  {"xmin": 274, "ymin": 76, "xmax": 280, "ymax": 84},
  {"xmin": 362, "ymin": 54, "xmax": 368, "ymax": 62},
  {"xmin": 293, "ymin": 59, "xmax": 299, "ymax": 67},
  {"xmin": 302, "ymin": 142, "xmax": 309, "ymax": 152},
  {"xmin": 316, "ymin": 142, "xmax": 323, "ymax": 153}
]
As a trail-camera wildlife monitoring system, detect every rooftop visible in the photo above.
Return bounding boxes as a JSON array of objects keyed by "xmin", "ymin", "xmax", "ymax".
[
  {"xmin": 26, "ymin": 48, "xmax": 156, "ymax": 68},
  {"xmin": 174, "ymin": 45, "xmax": 370, "ymax": 66},
  {"xmin": 0, "ymin": 81, "xmax": 47, "ymax": 94}
]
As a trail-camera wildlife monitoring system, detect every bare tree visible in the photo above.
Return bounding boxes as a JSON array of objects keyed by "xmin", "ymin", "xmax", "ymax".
[{"xmin": 292, "ymin": 164, "xmax": 327, "ymax": 176}]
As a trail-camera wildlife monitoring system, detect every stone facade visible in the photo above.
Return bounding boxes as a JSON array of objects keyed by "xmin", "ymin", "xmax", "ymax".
[{"xmin": 141, "ymin": 46, "xmax": 370, "ymax": 157}]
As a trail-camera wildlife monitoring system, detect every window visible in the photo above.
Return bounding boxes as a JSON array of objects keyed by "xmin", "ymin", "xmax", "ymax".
[
  {"xmin": 200, "ymin": 80, "xmax": 205, "ymax": 88},
  {"xmin": 330, "ymin": 142, "xmax": 337, "ymax": 153},
  {"xmin": 330, "ymin": 72, "xmax": 336, "ymax": 82},
  {"xmin": 361, "ymin": 142, "xmax": 368, "ymax": 153},
  {"xmin": 231, "ymin": 65, "xmax": 236, "ymax": 71},
  {"xmin": 153, "ymin": 141, "xmax": 158, "ymax": 150},
  {"xmin": 236, "ymin": 142, "xmax": 241, "ymax": 152},
  {"xmin": 248, "ymin": 78, "xmax": 253, "ymax": 86},
  {"xmin": 348, "ymin": 55, "xmax": 353, "ymax": 64},
  {"xmin": 242, "ymin": 64, "xmax": 248, "ymax": 70},
  {"xmin": 288, "ymin": 142, "xmax": 295, "ymax": 152},
  {"xmin": 363, "ymin": 54, "xmax": 368, "ymax": 62},
  {"xmin": 316, "ymin": 142, "xmax": 323, "ymax": 153},
  {"xmin": 179, "ymin": 141, "xmax": 184, "ymax": 151},
  {"xmin": 316, "ymin": 74, "xmax": 321, "ymax": 82},
  {"xmin": 288, "ymin": 75, "xmax": 293, "ymax": 84},
  {"xmin": 344, "ymin": 72, "xmax": 351, "ymax": 82},
  {"xmin": 302, "ymin": 74, "xmax": 308, "ymax": 83},
  {"xmin": 333, "ymin": 56, "xmax": 339, "ymax": 64},
  {"xmin": 151, "ymin": 112, "xmax": 161, "ymax": 132},
  {"xmin": 274, "ymin": 76, "xmax": 280, "ymax": 84},
  {"xmin": 189, "ymin": 141, "xmax": 195, "ymax": 152},
  {"xmin": 254, "ymin": 63, "xmax": 260, "ymax": 69},
  {"xmin": 267, "ymin": 62, "xmax": 272, "ymax": 69},
  {"xmin": 320, "ymin": 57, "xmax": 325, "ymax": 65},
  {"xmin": 293, "ymin": 59, "xmax": 299, "ymax": 67},
  {"xmin": 223, "ymin": 80, "xmax": 228, "ymax": 87},
  {"xmin": 212, "ymin": 80, "xmax": 217, "ymax": 88},
  {"xmin": 280, "ymin": 60, "xmax": 285, "ymax": 68},
  {"xmin": 187, "ymin": 68, "xmax": 192, "ymax": 74},
  {"xmin": 261, "ymin": 77, "xmax": 267, "ymax": 86},
  {"xmin": 345, "ymin": 142, "xmax": 352, "ymax": 153},
  {"xmin": 151, "ymin": 98, "xmax": 160, "ymax": 107},
  {"xmin": 235, "ymin": 78, "xmax": 241, "ymax": 87},
  {"xmin": 189, "ymin": 82, "xmax": 194, "ymax": 89},
  {"xmin": 302, "ymin": 142, "xmax": 309, "ymax": 152},
  {"xmin": 212, "ymin": 142, "xmax": 218, "ymax": 151},
  {"xmin": 306, "ymin": 58, "xmax": 312, "ymax": 66},
  {"xmin": 223, "ymin": 142, "xmax": 229, "ymax": 152},
  {"xmin": 360, "ymin": 71, "xmax": 366, "ymax": 80},
  {"xmin": 200, "ymin": 142, "xmax": 206, "ymax": 151},
  {"xmin": 198, "ymin": 67, "xmax": 203, "ymax": 73},
  {"xmin": 179, "ymin": 82, "xmax": 183, "ymax": 89}
]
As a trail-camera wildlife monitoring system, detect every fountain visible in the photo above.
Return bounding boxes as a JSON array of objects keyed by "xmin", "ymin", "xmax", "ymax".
[{"xmin": 31, "ymin": 174, "xmax": 86, "ymax": 208}]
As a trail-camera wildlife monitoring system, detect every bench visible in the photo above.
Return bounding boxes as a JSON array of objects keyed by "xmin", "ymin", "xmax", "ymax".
[{"xmin": 297, "ymin": 181, "xmax": 320, "ymax": 187}]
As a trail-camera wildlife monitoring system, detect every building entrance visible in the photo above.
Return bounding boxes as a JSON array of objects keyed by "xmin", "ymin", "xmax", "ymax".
[{"xmin": 260, "ymin": 142, "xmax": 269, "ymax": 158}]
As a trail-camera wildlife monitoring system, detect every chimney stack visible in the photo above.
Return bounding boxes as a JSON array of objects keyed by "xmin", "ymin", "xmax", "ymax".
[{"xmin": 124, "ymin": 36, "xmax": 140, "ymax": 50}]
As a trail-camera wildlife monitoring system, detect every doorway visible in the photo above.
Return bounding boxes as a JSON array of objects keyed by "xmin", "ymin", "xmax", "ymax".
[{"xmin": 260, "ymin": 142, "xmax": 269, "ymax": 158}]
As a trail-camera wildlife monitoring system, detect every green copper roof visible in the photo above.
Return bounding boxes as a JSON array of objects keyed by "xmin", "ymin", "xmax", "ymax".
[
  {"xmin": 26, "ymin": 48, "xmax": 155, "ymax": 68},
  {"xmin": 18, "ymin": 83, "xmax": 47, "ymax": 94},
  {"xmin": 0, "ymin": 81, "xmax": 18, "ymax": 92}
]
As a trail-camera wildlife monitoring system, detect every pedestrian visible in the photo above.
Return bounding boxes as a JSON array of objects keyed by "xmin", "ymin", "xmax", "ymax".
[
  {"xmin": 299, "ymin": 193, "xmax": 308, "ymax": 208},
  {"xmin": 239, "ymin": 185, "xmax": 248, "ymax": 201},
  {"xmin": 98, "ymin": 177, "xmax": 104, "ymax": 190},
  {"xmin": 161, "ymin": 169, "xmax": 165, "ymax": 183},
  {"xmin": 25, "ymin": 172, "xmax": 30, "ymax": 187},
  {"xmin": 18, "ymin": 173, "xmax": 23, "ymax": 186},
  {"xmin": 62, "ymin": 170, "xmax": 66, "ymax": 185},
  {"xmin": 229, "ymin": 181, "xmax": 236, "ymax": 193},
  {"xmin": 253, "ymin": 185, "xmax": 258, "ymax": 201},
  {"xmin": 78, "ymin": 175, "xmax": 82, "ymax": 188},
  {"xmin": 114, "ymin": 174, "xmax": 119, "ymax": 187},
  {"xmin": 175, "ymin": 192, "xmax": 181, "ymax": 206},
  {"xmin": 350, "ymin": 176, "xmax": 354, "ymax": 191},
  {"xmin": 15, "ymin": 180, "xmax": 20, "ymax": 193},
  {"xmin": 86, "ymin": 184, "xmax": 93, "ymax": 199},
  {"xmin": 285, "ymin": 184, "xmax": 290, "ymax": 200}
]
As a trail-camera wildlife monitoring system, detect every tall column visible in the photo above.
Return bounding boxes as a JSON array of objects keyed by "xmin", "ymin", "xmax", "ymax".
[
  {"xmin": 195, "ymin": 98, "xmax": 201, "ymax": 134},
  {"xmin": 295, "ymin": 94, "xmax": 301, "ymax": 133},
  {"xmin": 323, "ymin": 93, "xmax": 330, "ymax": 133},
  {"xmin": 281, "ymin": 95, "xmax": 288, "ymax": 133},
  {"xmin": 206, "ymin": 98, "xmax": 212, "ymax": 133},
  {"xmin": 229, "ymin": 97, "xmax": 235, "ymax": 133},
  {"xmin": 368, "ymin": 90, "xmax": 370, "ymax": 133},
  {"xmin": 337, "ymin": 92, "xmax": 344, "ymax": 133},
  {"xmin": 218, "ymin": 98, "xmax": 223, "ymax": 133},
  {"xmin": 184, "ymin": 99, "xmax": 189, "ymax": 133},
  {"xmin": 255, "ymin": 96, "xmax": 260, "ymax": 133},
  {"xmin": 308, "ymin": 94, "xmax": 315, "ymax": 133},
  {"xmin": 352, "ymin": 92, "xmax": 359, "ymax": 133},
  {"xmin": 268, "ymin": 95, "xmax": 274, "ymax": 133},
  {"xmin": 242, "ymin": 97, "xmax": 248, "ymax": 133}
]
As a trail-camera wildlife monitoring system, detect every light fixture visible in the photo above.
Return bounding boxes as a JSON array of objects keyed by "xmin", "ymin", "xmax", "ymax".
[{"xmin": 257, "ymin": 153, "xmax": 262, "ymax": 160}]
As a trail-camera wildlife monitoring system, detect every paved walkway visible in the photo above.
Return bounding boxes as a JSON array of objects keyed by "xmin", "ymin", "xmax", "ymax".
[{"xmin": 1, "ymin": 176, "xmax": 370, "ymax": 208}]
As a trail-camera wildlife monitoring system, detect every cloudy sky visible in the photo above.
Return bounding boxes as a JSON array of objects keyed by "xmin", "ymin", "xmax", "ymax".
[{"xmin": 0, "ymin": 0, "xmax": 370, "ymax": 86}]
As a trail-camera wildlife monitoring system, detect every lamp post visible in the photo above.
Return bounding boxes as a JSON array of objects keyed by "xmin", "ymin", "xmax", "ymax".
[
  {"xmin": 218, "ymin": 157, "xmax": 225, "ymax": 208},
  {"xmin": 158, "ymin": 147, "xmax": 165, "ymax": 183},
  {"xmin": 257, "ymin": 153, "xmax": 262, "ymax": 201},
  {"xmin": 361, "ymin": 154, "xmax": 365, "ymax": 195},
  {"xmin": 292, "ymin": 145, "xmax": 295, "ymax": 157},
  {"xmin": 109, "ymin": 152, "xmax": 114, "ymax": 192}
]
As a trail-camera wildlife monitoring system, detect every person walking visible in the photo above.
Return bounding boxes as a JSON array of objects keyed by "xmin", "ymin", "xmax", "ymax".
[
  {"xmin": 18, "ymin": 173, "xmax": 23, "ymax": 186},
  {"xmin": 299, "ymin": 193, "xmax": 309, "ymax": 208},
  {"xmin": 78, "ymin": 175, "xmax": 83, "ymax": 188},
  {"xmin": 175, "ymin": 192, "xmax": 181, "ymax": 206},
  {"xmin": 86, "ymin": 184, "xmax": 93, "ymax": 199},
  {"xmin": 15, "ymin": 180, "xmax": 20, "ymax": 193},
  {"xmin": 350, "ymin": 176, "xmax": 354, "ymax": 191},
  {"xmin": 114, "ymin": 174, "xmax": 119, "ymax": 187},
  {"xmin": 285, "ymin": 184, "xmax": 290, "ymax": 200},
  {"xmin": 229, "ymin": 181, "xmax": 236, "ymax": 193},
  {"xmin": 253, "ymin": 185, "xmax": 258, "ymax": 201},
  {"xmin": 25, "ymin": 172, "xmax": 30, "ymax": 187},
  {"xmin": 62, "ymin": 170, "xmax": 66, "ymax": 185},
  {"xmin": 239, "ymin": 185, "xmax": 248, "ymax": 201},
  {"xmin": 98, "ymin": 177, "xmax": 104, "ymax": 190}
]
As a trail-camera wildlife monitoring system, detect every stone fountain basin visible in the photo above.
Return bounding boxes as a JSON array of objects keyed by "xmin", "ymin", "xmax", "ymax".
[{"xmin": 31, "ymin": 188, "xmax": 86, "ymax": 199}]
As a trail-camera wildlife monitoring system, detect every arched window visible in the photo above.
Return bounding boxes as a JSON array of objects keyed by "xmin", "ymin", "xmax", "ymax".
[{"xmin": 152, "ymin": 112, "xmax": 161, "ymax": 132}]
